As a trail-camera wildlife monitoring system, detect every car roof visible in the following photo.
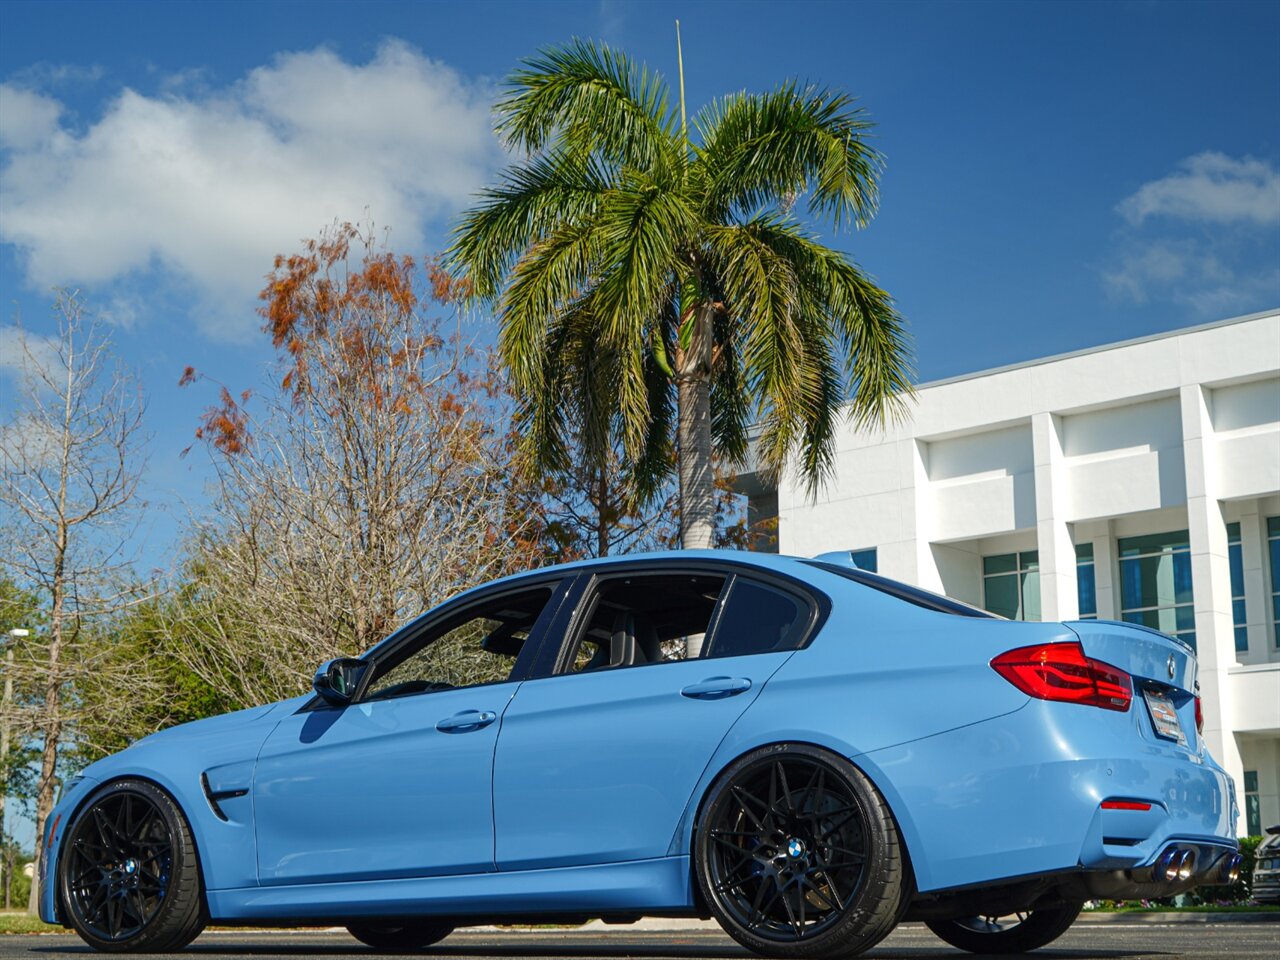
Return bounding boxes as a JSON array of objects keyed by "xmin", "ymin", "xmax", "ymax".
[{"xmin": 487, "ymin": 549, "xmax": 816, "ymax": 586}]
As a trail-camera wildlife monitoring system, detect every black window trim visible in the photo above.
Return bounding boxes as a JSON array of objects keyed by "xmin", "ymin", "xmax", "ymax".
[
  {"xmin": 802, "ymin": 560, "xmax": 999, "ymax": 619},
  {"xmin": 541, "ymin": 559, "xmax": 830, "ymax": 679}
]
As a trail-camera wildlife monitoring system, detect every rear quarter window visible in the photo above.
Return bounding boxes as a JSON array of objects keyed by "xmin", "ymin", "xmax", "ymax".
[{"xmin": 709, "ymin": 578, "xmax": 809, "ymax": 657}]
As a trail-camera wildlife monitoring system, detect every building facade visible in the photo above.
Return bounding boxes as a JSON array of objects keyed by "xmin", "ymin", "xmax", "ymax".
[{"xmin": 739, "ymin": 309, "xmax": 1280, "ymax": 837}]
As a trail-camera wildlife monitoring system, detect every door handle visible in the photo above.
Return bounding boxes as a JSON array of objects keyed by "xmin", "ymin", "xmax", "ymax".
[
  {"xmin": 435, "ymin": 710, "xmax": 497, "ymax": 733},
  {"xmin": 681, "ymin": 676, "xmax": 752, "ymax": 700}
]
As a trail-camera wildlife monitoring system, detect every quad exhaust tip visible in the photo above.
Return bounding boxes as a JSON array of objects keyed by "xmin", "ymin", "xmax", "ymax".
[
  {"xmin": 1220, "ymin": 852, "xmax": 1243, "ymax": 884},
  {"xmin": 1155, "ymin": 847, "xmax": 1197, "ymax": 882}
]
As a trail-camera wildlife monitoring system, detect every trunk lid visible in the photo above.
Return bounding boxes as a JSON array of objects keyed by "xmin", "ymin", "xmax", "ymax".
[
  {"xmin": 1067, "ymin": 619, "xmax": 1199, "ymax": 751},
  {"xmin": 1067, "ymin": 619, "xmax": 1196, "ymax": 693}
]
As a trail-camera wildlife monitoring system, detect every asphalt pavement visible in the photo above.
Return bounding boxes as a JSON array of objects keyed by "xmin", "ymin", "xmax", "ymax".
[{"xmin": 3, "ymin": 920, "xmax": 1279, "ymax": 960}]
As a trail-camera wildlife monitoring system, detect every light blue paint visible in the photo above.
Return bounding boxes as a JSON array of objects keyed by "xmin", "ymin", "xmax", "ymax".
[{"xmin": 42, "ymin": 549, "xmax": 1237, "ymax": 926}]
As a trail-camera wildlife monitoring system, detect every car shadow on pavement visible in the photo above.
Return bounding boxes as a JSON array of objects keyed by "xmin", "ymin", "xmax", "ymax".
[{"xmin": 25, "ymin": 944, "xmax": 1160, "ymax": 959}]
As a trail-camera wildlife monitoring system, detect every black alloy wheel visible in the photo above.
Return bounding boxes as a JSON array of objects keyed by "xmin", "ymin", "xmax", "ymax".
[
  {"xmin": 347, "ymin": 920, "xmax": 454, "ymax": 950},
  {"xmin": 695, "ymin": 744, "xmax": 905, "ymax": 958},
  {"xmin": 60, "ymin": 779, "xmax": 205, "ymax": 952},
  {"xmin": 925, "ymin": 902, "xmax": 1083, "ymax": 953}
]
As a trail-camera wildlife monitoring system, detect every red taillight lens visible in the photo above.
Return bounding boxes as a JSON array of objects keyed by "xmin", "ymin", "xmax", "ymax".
[
  {"xmin": 991, "ymin": 642, "xmax": 1132, "ymax": 712},
  {"xmin": 1101, "ymin": 799, "xmax": 1152, "ymax": 811},
  {"xmin": 1195, "ymin": 695, "xmax": 1203, "ymax": 735}
]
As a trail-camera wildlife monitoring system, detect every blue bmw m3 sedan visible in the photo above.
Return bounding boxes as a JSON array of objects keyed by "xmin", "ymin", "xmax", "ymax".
[{"xmin": 41, "ymin": 550, "xmax": 1240, "ymax": 956}]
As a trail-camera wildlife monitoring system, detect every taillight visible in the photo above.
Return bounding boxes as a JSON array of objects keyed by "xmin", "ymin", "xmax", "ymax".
[
  {"xmin": 1195, "ymin": 696, "xmax": 1203, "ymax": 735},
  {"xmin": 991, "ymin": 642, "xmax": 1132, "ymax": 712},
  {"xmin": 1101, "ymin": 799, "xmax": 1152, "ymax": 811}
]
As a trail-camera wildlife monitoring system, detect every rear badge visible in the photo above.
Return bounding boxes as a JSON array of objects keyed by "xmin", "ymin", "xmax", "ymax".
[{"xmin": 1168, "ymin": 655, "xmax": 1176, "ymax": 679}]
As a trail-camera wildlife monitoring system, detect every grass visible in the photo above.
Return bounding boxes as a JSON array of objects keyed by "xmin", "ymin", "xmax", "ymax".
[
  {"xmin": 0, "ymin": 912, "xmax": 59, "ymax": 935},
  {"xmin": 1084, "ymin": 903, "xmax": 1280, "ymax": 913}
]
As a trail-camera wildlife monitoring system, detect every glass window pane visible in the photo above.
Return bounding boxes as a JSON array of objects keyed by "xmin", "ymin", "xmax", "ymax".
[
  {"xmin": 1172, "ymin": 552, "xmax": 1194, "ymax": 605},
  {"xmin": 1232, "ymin": 597, "xmax": 1247, "ymax": 627},
  {"xmin": 1267, "ymin": 516, "xmax": 1280, "ymax": 538},
  {"xmin": 849, "ymin": 548, "xmax": 878, "ymax": 573},
  {"xmin": 1020, "ymin": 550, "xmax": 1039, "ymax": 570},
  {"xmin": 1229, "ymin": 542, "xmax": 1245, "ymax": 597},
  {"xmin": 1175, "ymin": 605, "xmax": 1196, "ymax": 633},
  {"xmin": 1077, "ymin": 562, "xmax": 1097, "ymax": 618},
  {"xmin": 711, "ymin": 579, "xmax": 806, "ymax": 658},
  {"xmin": 984, "ymin": 553, "xmax": 1017, "ymax": 576},
  {"xmin": 1075, "ymin": 542, "xmax": 1094, "ymax": 561},
  {"xmin": 1270, "ymin": 536, "xmax": 1280, "ymax": 592},
  {"xmin": 1021, "ymin": 570, "xmax": 1041, "ymax": 621},
  {"xmin": 1118, "ymin": 530, "xmax": 1191, "ymax": 557},
  {"xmin": 984, "ymin": 574, "xmax": 1021, "ymax": 620},
  {"xmin": 1235, "ymin": 624, "xmax": 1249, "ymax": 653},
  {"xmin": 1181, "ymin": 631, "xmax": 1196, "ymax": 652},
  {"xmin": 1226, "ymin": 522, "xmax": 1241, "ymax": 543}
]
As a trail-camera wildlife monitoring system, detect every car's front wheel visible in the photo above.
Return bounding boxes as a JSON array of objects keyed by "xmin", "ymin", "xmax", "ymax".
[
  {"xmin": 59, "ymin": 778, "xmax": 205, "ymax": 953},
  {"xmin": 694, "ymin": 744, "xmax": 906, "ymax": 959},
  {"xmin": 925, "ymin": 902, "xmax": 1083, "ymax": 953},
  {"xmin": 346, "ymin": 920, "xmax": 454, "ymax": 950}
]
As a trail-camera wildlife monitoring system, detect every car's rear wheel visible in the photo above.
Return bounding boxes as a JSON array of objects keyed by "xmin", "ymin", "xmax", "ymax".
[
  {"xmin": 346, "ymin": 920, "xmax": 454, "ymax": 950},
  {"xmin": 59, "ymin": 778, "xmax": 205, "ymax": 953},
  {"xmin": 694, "ymin": 744, "xmax": 905, "ymax": 959},
  {"xmin": 925, "ymin": 902, "xmax": 1082, "ymax": 953}
]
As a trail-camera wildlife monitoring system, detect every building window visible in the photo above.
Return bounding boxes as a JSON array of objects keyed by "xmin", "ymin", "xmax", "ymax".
[
  {"xmin": 1244, "ymin": 769, "xmax": 1261, "ymax": 837},
  {"xmin": 1228, "ymin": 522, "xmax": 1247, "ymax": 654},
  {"xmin": 983, "ymin": 551, "xmax": 1040, "ymax": 621},
  {"xmin": 1118, "ymin": 530, "xmax": 1195, "ymax": 649},
  {"xmin": 1076, "ymin": 543, "xmax": 1097, "ymax": 619},
  {"xmin": 1269, "ymin": 517, "xmax": 1280, "ymax": 649},
  {"xmin": 849, "ymin": 548, "xmax": 878, "ymax": 573}
]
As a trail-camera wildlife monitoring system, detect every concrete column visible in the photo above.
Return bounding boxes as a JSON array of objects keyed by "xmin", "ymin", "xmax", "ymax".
[
  {"xmin": 909, "ymin": 439, "xmax": 946, "ymax": 594},
  {"xmin": 1032, "ymin": 412, "xmax": 1079, "ymax": 622},
  {"xmin": 1238, "ymin": 506, "xmax": 1269, "ymax": 663},
  {"xmin": 1181, "ymin": 383, "xmax": 1246, "ymax": 831},
  {"xmin": 1092, "ymin": 521, "xmax": 1118, "ymax": 620}
]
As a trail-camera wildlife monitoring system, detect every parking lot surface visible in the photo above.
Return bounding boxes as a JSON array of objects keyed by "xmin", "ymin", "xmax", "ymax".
[{"xmin": 2, "ymin": 920, "xmax": 1279, "ymax": 959}]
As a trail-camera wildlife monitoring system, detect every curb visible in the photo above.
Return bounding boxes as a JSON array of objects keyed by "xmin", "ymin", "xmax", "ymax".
[{"xmin": 1075, "ymin": 911, "xmax": 1280, "ymax": 924}]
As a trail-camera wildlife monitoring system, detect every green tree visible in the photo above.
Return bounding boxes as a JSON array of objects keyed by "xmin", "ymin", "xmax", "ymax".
[{"xmin": 450, "ymin": 37, "xmax": 914, "ymax": 548}]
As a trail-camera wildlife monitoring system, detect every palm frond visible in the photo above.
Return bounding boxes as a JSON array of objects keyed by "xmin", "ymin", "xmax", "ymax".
[
  {"xmin": 695, "ymin": 81, "xmax": 882, "ymax": 229},
  {"xmin": 448, "ymin": 151, "xmax": 612, "ymax": 300},
  {"xmin": 500, "ymin": 219, "xmax": 604, "ymax": 393},
  {"xmin": 497, "ymin": 38, "xmax": 678, "ymax": 174}
]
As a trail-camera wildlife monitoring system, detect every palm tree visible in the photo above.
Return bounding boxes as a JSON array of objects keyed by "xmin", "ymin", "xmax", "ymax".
[{"xmin": 450, "ymin": 38, "xmax": 913, "ymax": 549}]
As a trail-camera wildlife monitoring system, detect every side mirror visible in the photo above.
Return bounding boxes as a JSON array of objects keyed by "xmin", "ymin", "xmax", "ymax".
[{"xmin": 313, "ymin": 657, "xmax": 367, "ymax": 706}]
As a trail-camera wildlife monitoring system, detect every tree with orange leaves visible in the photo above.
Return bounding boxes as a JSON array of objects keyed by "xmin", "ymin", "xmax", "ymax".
[{"xmin": 173, "ymin": 223, "xmax": 542, "ymax": 707}]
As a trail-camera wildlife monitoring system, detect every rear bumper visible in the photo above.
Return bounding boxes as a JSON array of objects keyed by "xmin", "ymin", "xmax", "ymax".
[{"xmin": 858, "ymin": 699, "xmax": 1237, "ymax": 894}]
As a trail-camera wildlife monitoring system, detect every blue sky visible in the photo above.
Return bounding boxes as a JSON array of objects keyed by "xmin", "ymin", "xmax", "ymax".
[{"xmin": 1, "ymin": 0, "xmax": 1278, "ymax": 575}]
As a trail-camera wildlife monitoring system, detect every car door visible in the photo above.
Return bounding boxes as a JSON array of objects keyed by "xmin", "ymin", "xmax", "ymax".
[
  {"xmin": 492, "ymin": 563, "xmax": 822, "ymax": 871},
  {"xmin": 252, "ymin": 577, "xmax": 568, "ymax": 886}
]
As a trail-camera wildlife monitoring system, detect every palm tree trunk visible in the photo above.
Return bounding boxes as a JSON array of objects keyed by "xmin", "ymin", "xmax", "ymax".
[{"xmin": 677, "ymin": 302, "xmax": 716, "ymax": 551}]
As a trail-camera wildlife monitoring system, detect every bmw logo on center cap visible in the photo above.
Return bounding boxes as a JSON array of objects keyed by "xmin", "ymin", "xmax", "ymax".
[{"xmin": 787, "ymin": 839, "xmax": 805, "ymax": 859}]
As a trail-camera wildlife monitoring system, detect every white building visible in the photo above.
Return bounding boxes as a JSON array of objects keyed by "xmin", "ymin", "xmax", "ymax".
[{"xmin": 739, "ymin": 308, "xmax": 1280, "ymax": 837}]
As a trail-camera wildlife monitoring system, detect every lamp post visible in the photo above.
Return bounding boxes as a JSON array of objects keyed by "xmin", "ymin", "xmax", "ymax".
[{"xmin": 2, "ymin": 628, "xmax": 28, "ymax": 911}]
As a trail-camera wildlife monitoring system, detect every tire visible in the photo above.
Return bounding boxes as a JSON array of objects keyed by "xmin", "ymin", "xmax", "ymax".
[
  {"xmin": 346, "ymin": 920, "xmax": 454, "ymax": 950},
  {"xmin": 694, "ymin": 743, "xmax": 906, "ymax": 959},
  {"xmin": 925, "ymin": 902, "xmax": 1083, "ymax": 954},
  {"xmin": 58, "ymin": 778, "xmax": 206, "ymax": 953}
]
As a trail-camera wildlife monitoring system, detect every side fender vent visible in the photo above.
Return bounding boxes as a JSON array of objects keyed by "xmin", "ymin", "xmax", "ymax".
[{"xmin": 201, "ymin": 772, "xmax": 248, "ymax": 822}]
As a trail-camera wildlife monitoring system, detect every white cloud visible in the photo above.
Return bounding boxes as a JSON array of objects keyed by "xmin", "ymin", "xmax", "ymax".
[
  {"xmin": 1118, "ymin": 152, "xmax": 1280, "ymax": 226},
  {"xmin": 1103, "ymin": 239, "xmax": 1278, "ymax": 317},
  {"xmin": 0, "ymin": 85, "xmax": 63, "ymax": 150},
  {"xmin": 0, "ymin": 325, "xmax": 63, "ymax": 377},
  {"xmin": 0, "ymin": 41, "xmax": 501, "ymax": 340}
]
